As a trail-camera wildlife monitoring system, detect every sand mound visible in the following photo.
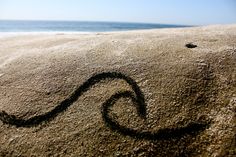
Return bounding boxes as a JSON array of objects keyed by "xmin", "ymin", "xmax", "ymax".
[{"xmin": 0, "ymin": 25, "xmax": 236, "ymax": 156}]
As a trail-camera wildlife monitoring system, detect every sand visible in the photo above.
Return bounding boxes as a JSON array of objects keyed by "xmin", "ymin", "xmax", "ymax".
[{"xmin": 0, "ymin": 25, "xmax": 235, "ymax": 157}]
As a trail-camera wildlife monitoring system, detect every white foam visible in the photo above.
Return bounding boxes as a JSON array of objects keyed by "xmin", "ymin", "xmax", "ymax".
[{"xmin": 0, "ymin": 31, "xmax": 95, "ymax": 38}]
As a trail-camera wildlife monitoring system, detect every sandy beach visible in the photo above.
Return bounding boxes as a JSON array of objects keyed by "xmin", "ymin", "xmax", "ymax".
[{"xmin": 0, "ymin": 25, "xmax": 235, "ymax": 156}]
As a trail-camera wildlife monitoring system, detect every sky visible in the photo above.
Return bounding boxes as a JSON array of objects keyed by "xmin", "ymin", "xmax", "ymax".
[{"xmin": 0, "ymin": 0, "xmax": 235, "ymax": 25}]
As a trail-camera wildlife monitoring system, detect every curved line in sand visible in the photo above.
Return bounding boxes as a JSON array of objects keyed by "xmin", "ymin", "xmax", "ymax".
[{"xmin": 0, "ymin": 72, "xmax": 209, "ymax": 140}]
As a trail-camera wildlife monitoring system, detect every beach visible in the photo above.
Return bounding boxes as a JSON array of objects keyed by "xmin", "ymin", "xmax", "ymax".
[{"xmin": 0, "ymin": 25, "xmax": 235, "ymax": 156}]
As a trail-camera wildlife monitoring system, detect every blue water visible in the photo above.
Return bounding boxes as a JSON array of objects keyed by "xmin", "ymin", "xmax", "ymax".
[{"xmin": 0, "ymin": 20, "xmax": 189, "ymax": 32}]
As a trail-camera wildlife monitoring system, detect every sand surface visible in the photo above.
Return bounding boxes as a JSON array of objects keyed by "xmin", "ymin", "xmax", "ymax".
[{"xmin": 0, "ymin": 25, "xmax": 236, "ymax": 156}]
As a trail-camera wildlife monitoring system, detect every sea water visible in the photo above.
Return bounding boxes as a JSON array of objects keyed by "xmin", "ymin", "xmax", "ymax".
[{"xmin": 0, "ymin": 20, "xmax": 189, "ymax": 33}]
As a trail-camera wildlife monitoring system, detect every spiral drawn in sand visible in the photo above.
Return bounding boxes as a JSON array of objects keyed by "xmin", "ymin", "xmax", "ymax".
[{"xmin": 0, "ymin": 72, "xmax": 209, "ymax": 140}]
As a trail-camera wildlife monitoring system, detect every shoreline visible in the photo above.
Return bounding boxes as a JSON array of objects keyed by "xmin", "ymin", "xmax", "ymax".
[{"xmin": 0, "ymin": 24, "xmax": 235, "ymax": 36}]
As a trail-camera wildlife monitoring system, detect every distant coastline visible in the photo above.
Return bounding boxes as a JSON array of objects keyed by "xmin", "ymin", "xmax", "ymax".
[{"xmin": 0, "ymin": 20, "xmax": 190, "ymax": 33}]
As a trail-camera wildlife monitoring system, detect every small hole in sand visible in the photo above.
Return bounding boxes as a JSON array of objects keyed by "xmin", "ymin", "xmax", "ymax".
[{"xmin": 186, "ymin": 43, "xmax": 197, "ymax": 48}]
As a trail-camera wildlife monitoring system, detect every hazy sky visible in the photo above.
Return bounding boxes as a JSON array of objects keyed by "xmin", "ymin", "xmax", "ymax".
[{"xmin": 0, "ymin": 0, "xmax": 235, "ymax": 25}]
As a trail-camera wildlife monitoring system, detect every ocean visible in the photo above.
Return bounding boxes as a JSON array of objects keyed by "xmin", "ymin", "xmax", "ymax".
[{"xmin": 0, "ymin": 20, "xmax": 189, "ymax": 33}]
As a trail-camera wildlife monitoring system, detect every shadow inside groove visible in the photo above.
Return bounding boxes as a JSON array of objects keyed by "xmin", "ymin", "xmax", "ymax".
[{"xmin": 0, "ymin": 71, "xmax": 209, "ymax": 140}]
